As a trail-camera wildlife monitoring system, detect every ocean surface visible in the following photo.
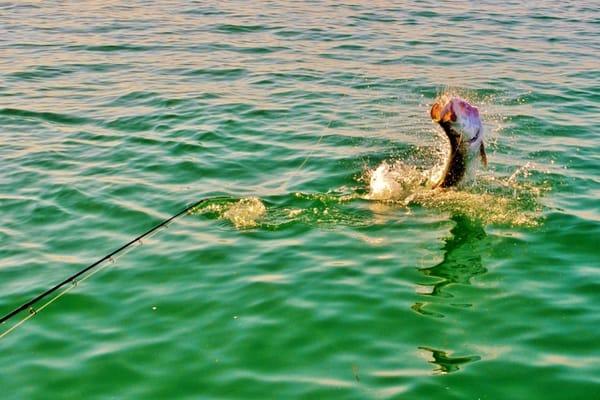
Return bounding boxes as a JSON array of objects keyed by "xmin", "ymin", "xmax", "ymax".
[{"xmin": 1, "ymin": 1, "xmax": 599, "ymax": 399}]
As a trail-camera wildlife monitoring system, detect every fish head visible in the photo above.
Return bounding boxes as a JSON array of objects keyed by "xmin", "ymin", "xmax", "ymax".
[{"xmin": 430, "ymin": 96, "xmax": 483, "ymax": 152}]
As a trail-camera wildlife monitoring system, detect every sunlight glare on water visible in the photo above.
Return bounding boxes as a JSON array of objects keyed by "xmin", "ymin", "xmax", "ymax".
[{"xmin": 1, "ymin": 1, "xmax": 599, "ymax": 399}]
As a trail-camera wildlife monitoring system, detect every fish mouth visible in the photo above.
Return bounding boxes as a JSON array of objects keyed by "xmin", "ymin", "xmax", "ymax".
[
  {"xmin": 431, "ymin": 99, "xmax": 461, "ymax": 149},
  {"xmin": 430, "ymin": 99, "xmax": 456, "ymax": 125}
]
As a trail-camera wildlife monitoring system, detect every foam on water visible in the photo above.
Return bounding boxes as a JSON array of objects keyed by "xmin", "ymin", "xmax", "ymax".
[
  {"xmin": 191, "ymin": 197, "xmax": 266, "ymax": 229},
  {"xmin": 2, "ymin": 2, "xmax": 598, "ymax": 398},
  {"xmin": 191, "ymin": 192, "xmax": 368, "ymax": 230}
]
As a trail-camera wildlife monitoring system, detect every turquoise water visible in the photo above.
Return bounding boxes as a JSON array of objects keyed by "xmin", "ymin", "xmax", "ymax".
[{"xmin": 1, "ymin": 1, "xmax": 599, "ymax": 398}]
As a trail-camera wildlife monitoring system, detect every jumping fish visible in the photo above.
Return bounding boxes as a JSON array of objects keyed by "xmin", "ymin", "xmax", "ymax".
[{"xmin": 430, "ymin": 96, "xmax": 487, "ymax": 188}]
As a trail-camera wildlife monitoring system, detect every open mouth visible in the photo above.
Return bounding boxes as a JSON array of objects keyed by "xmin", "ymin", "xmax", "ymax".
[{"xmin": 430, "ymin": 99, "xmax": 456, "ymax": 123}]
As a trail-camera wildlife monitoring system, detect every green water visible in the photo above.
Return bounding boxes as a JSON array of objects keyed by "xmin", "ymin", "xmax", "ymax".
[{"xmin": 1, "ymin": 1, "xmax": 599, "ymax": 399}]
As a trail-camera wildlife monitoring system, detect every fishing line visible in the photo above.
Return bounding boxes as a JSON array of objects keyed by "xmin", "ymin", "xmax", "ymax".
[
  {"xmin": 282, "ymin": 119, "xmax": 332, "ymax": 187},
  {"xmin": 279, "ymin": 72, "xmax": 367, "ymax": 193},
  {"xmin": 278, "ymin": 119, "xmax": 333, "ymax": 194},
  {"xmin": 0, "ymin": 196, "xmax": 221, "ymax": 339},
  {"xmin": 2, "ymin": 75, "xmax": 370, "ymax": 339}
]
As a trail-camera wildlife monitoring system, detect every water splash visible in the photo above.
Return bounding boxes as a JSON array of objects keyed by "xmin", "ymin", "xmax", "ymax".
[
  {"xmin": 365, "ymin": 161, "xmax": 428, "ymax": 201},
  {"xmin": 188, "ymin": 87, "xmax": 546, "ymax": 229},
  {"xmin": 191, "ymin": 197, "xmax": 266, "ymax": 229},
  {"xmin": 190, "ymin": 192, "xmax": 368, "ymax": 230},
  {"xmin": 191, "ymin": 162, "xmax": 545, "ymax": 230},
  {"xmin": 364, "ymin": 158, "xmax": 546, "ymax": 227},
  {"xmin": 363, "ymin": 86, "xmax": 546, "ymax": 227}
]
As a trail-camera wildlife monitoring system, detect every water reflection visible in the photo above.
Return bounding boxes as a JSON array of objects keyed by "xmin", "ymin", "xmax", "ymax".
[
  {"xmin": 414, "ymin": 215, "xmax": 488, "ymax": 373},
  {"xmin": 418, "ymin": 346, "xmax": 481, "ymax": 375},
  {"xmin": 414, "ymin": 215, "xmax": 487, "ymax": 307}
]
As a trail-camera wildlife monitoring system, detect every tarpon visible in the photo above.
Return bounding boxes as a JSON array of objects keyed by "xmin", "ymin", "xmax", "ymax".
[{"xmin": 430, "ymin": 96, "xmax": 487, "ymax": 188}]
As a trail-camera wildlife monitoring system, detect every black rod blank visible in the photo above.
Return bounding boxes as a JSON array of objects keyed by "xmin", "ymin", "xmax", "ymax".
[{"xmin": 0, "ymin": 198, "xmax": 211, "ymax": 325}]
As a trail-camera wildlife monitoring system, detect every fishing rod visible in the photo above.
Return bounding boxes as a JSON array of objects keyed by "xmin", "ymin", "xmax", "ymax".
[
  {"xmin": 0, "ymin": 196, "xmax": 219, "ymax": 336},
  {"xmin": 0, "ymin": 87, "xmax": 343, "ymax": 338}
]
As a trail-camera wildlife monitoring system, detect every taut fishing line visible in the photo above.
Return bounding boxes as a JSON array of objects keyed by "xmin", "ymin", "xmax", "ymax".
[
  {"xmin": 278, "ymin": 72, "xmax": 366, "ymax": 193},
  {"xmin": 1, "ymin": 74, "xmax": 368, "ymax": 340},
  {"xmin": 0, "ymin": 197, "xmax": 224, "ymax": 339},
  {"xmin": 0, "ymin": 122, "xmax": 336, "ymax": 339}
]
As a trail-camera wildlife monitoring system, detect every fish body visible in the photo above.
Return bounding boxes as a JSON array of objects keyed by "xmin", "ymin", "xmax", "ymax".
[{"xmin": 430, "ymin": 96, "xmax": 486, "ymax": 188}]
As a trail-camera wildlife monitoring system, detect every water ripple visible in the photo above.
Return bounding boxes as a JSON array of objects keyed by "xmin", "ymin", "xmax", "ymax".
[{"xmin": 1, "ymin": 1, "xmax": 599, "ymax": 399}]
